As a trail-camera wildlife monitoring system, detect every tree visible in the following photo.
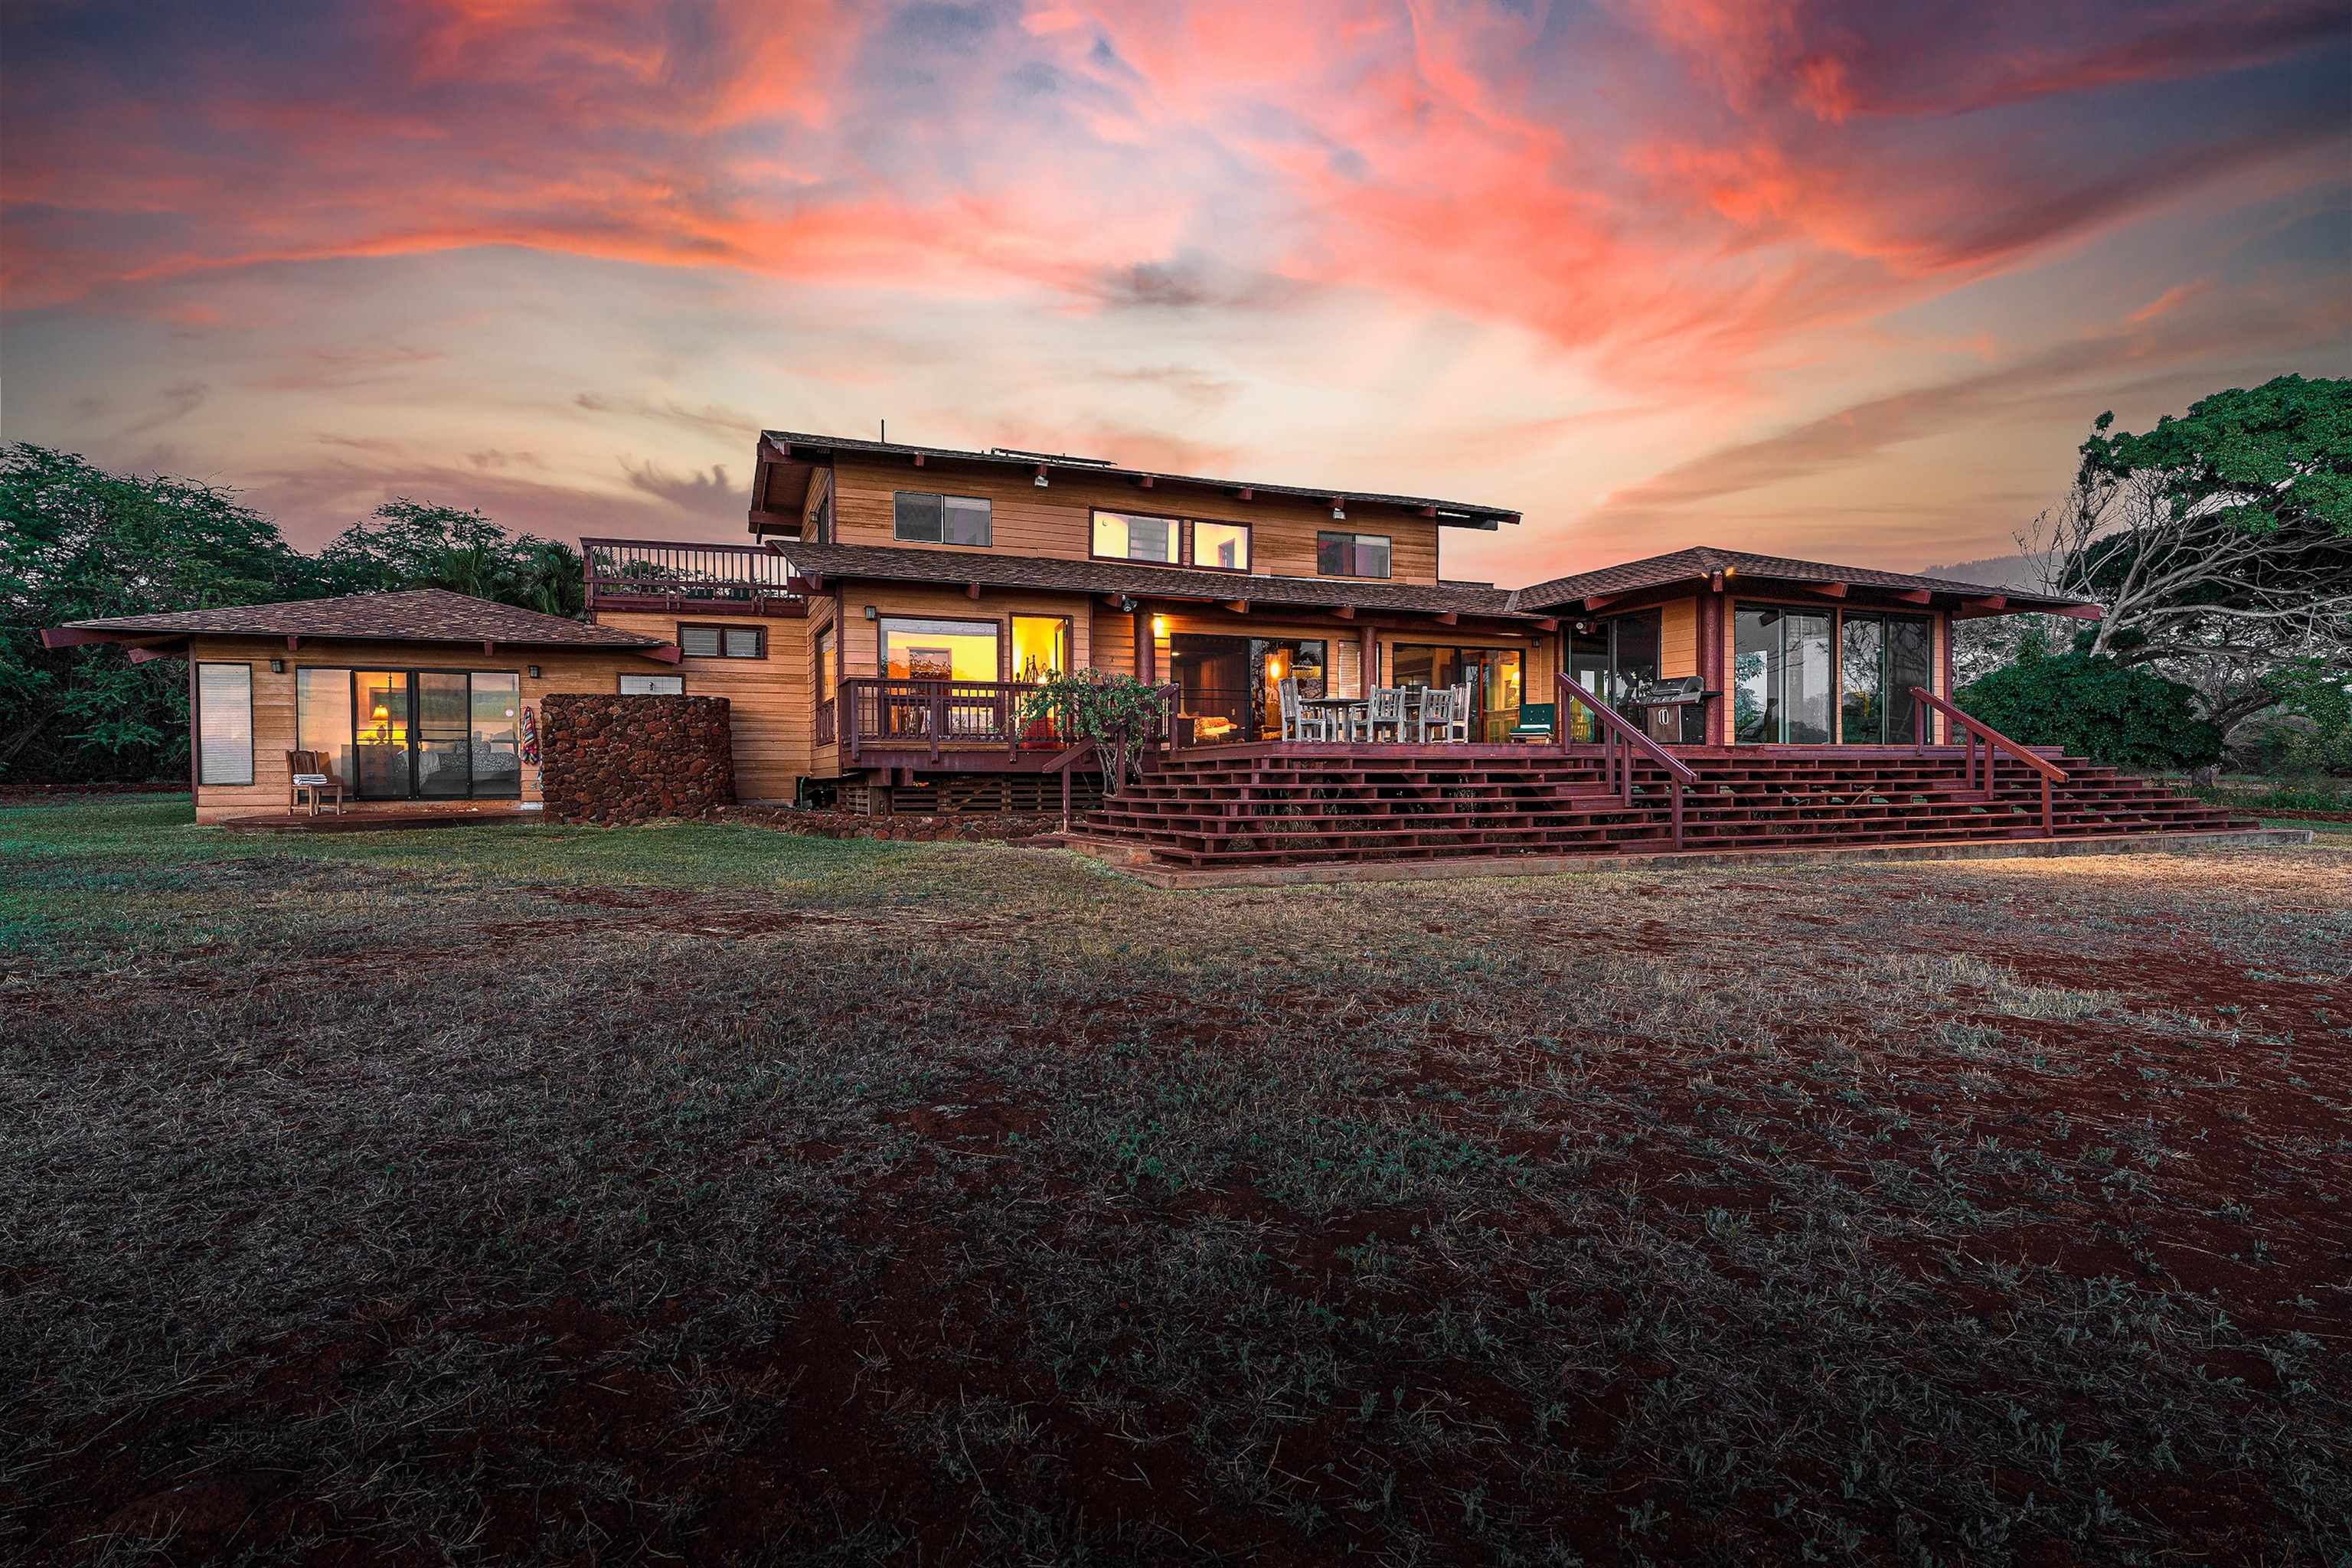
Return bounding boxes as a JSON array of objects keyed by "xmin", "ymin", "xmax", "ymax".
[
  {"xmin": 0, "ymin": 444, "xmax": 329, "ymax": 782},
  {"xmin": 319, "ymin": 499, "xmax": 584, "ymax": 616},
  {"xmin": 1018, "ymin": 671, "xmax": 1171, "ymax": 800},
  {"xmin": 2021, "ymin": 376, "xmax": 2352, "ymax": 737},
  {"xmin": 1957, "ymin": 639, "xmax": 2222, "ymax": 770}
]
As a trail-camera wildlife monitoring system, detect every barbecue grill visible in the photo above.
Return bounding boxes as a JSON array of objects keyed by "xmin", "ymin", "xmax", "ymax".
[{"xmin": 1625, "ymin": 676, "xmax": 1715, "ymax": 745}]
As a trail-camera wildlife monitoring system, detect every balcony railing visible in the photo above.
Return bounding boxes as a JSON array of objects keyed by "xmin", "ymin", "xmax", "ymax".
[
  {"xmin": 837, "ymin": 678, "xmax": 1181, "ymax": 766},
  {"xmin": 582, "ymin": 537, "xmax": 800, "ymax": 613}
]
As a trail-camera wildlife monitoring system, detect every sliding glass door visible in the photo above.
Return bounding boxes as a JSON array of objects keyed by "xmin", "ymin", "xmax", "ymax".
[
  {"xmin": 332, "ymin": 670, "xmax": 521, "ymax": 799},
  {"xmin": 1733, "ymin": 609, "xmax": 1834, "ymax": 743},
  {"xmin": 1838, "ymin": 614, "xmax": 1934, "ymax": 743}
]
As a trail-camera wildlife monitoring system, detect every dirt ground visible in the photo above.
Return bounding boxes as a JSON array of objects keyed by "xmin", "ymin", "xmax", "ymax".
[{"xmin": 4, "ymin": 797, "xmax": 2347, "ymax": 1566}]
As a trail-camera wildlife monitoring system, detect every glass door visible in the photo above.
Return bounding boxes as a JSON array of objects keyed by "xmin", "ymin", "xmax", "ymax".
[
  {"xmin": 1733, "ymin": 609, "xmax": 1834, "ymax": 743},
  {"xmin": 1838, "ymin": 613, "xmax": 1934, "ymax": 743},
  {"xmin": 416, "ymin": 672, "xmax": 471, "ymax": 797},
  {"xmin": 353, "ymin": 671, "xmax": 412, "ymax": 799}
]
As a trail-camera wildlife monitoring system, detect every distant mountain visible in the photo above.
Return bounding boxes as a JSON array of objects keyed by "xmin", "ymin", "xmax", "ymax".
[{"xmin": 1915, "ymin": 552, "xmax": 2047, "ymax": 592}]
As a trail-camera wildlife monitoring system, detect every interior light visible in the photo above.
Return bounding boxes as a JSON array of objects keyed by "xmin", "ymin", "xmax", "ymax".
[
  {"xmin": 1152, "ymin": 616, "xmax": 1169, "ymax": 639},
  {"xmin": 371, "ymin": 704, "xmax": 389, "ymax": 721}
]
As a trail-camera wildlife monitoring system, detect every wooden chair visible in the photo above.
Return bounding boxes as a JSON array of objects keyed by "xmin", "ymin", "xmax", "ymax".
[
  {"xmin": 1277, "ymin": 677, "xmax": 1331, "ymax": 741},
  {"xmin": 1508, "ymin": 701, "xmax": 1557, "ymax": 743},
  {"xmin": 1414, "ymin": 686, "xmax": 1449, "ymax": 742},
  {"xmin": 286, "ymin": 749, "xmax": 348, "ymax": 816},
  {"xmin": 1365, "ymin": 686, "xmax": 1406, "ymax": 742}
]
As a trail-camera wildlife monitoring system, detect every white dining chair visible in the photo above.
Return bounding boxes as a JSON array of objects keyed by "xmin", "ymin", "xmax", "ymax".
[{"xmin": 1366, "ymin": 686, "xmax": 1406, "ymax": 742}]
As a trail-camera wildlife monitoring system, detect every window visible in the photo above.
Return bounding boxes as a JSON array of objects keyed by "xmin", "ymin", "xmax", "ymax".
[
  {"xmin": 678, "ymin": 623, "xmax": 763, "ymax": 658},
  {"xmin": 195, "ymin": 662, "xmax": 253, "ymax": 786},
  {"xmin": 1733, "ymin": 608, "xmax": 1834, "ymax": 743},
  {"xmin": 894, "ymin": 491, "xmax": 991, "ymax": 546},
  {"xmin": 1316, "ymin": 531, "xmax": 1391, "ymax": 578},
  {"xmin": 815, "ymin": 627, "xmax": 838, "ymax": 702},
  {"xmin": 1011, "ymin": 615, "xmax": 1069, "ymax": 681},
  {"xmin": 620, "ymin": 674, "xmax": 684, "ymax": 695},
  {"xmin": 880, "ymin": 616, "xmax": 1000, "ymax": 681},
  {"xmin": 1093, "ymin": 509, "xmax": 1179, "ymax": 564},
  {"xmin": 1392, "ymin": 645, "xmax": 1525, "ymax": 740},
  {"xmin": 1193, "ymin": 519, "xmax": 1250, "ymax": 571}
]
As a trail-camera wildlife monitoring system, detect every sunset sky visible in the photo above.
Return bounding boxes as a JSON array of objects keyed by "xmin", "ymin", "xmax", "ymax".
[{"xmin": 4, "ymin": 1, "xmax": 2347, "ymax": 585}]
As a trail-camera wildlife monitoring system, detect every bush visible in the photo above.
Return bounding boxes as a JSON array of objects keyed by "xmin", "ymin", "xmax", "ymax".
[{"xmin": 1956, "ymin": 648, "xmax": 2222, "ymax": 769}]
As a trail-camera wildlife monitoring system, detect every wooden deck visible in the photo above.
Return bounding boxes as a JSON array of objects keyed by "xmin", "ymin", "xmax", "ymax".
[
  {"xmin": 216, "ymin": 802, "xmax": 544, "ymax": 834},
  {"xmin": 1080, "ymin": 746, "xmax": 2263, "ymax": 869}
]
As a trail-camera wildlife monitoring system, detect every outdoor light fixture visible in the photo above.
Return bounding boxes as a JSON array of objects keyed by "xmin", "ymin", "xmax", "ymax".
[
  {"xmin": 1331, "ymin": 505, "xmax": 1346, "ymax": 520},
  {"xmin": 270, "ymin": 658, "xmax": 284, "ymax": 674},
  {"xmin": 527, "ymin": 665, "xmax": 541, "ymax": 679},
  {"xmin": 1118, "ymin": 596, "xmax": 1137, "ymax": 613},
  {"xmin": 864, "ymin": 604, "xmax": 878, "ymax": 620},
  {"xmin": 1034, "ymin": 469, "xmax": 1050, "ymax": 488}
]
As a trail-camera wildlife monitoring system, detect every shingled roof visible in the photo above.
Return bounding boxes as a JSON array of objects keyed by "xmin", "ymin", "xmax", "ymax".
[
  {"xmin": 785, "ymin": 541, "xmax": 1530, "ymax": 619},
  {"xmin": 763, "ymin": 432, "xmax": 1522, "ymax": 528},
  {"xmin": 47, "ymin": 589, "xmax": 672, "ymax": 650},
  {"xmin": 1510, "ymin": 547, "xmax": 2089, "ymax": 612}
]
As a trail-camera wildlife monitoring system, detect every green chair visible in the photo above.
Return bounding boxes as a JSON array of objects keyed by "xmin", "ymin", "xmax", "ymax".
[{"xmin": 1509, "ymin": 701, "xmax": 1557, "ymax": 743}]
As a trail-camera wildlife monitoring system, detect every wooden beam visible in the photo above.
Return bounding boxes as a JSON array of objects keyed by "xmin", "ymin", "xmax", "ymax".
[
  {"xmin": 1963, "ymin": 594, "xmax": 2008, "ymax": 613},
  {"xmin": 1234, "ymin": 487, "xmax": 1253, "ymax": 501},
  {"xmin": 2056, "ymin": 603, "xmax": 2104, "ymax": 620},
  {"xmin": 1533, "ymin": 617, "xmax": 1559, "ymax": 632},
  {"xmin": 482, "ymin": 640, "xmax": 495, "ymax": 655},
  {"xmin": 128, "ymin": 646, "xmax": 175, "ymax": 665},
  {"xmin": 1583, "ymin": 594, "xmax": 1615, "ymax": 612},
  {"xmin": 1434, "ymin": 611, "xmax": 1459, "ymax": 626},
  {"xmin": 1136, "ymin": 475, "xmax": 1155, "ymax": 488},
  {"xmin": 1419, "ymin": 505, "xmax": 1437, "ymax": 518},
  {"xmin": 642, "ymin": 644, "xmax": 684, "ymax": 665},
  {"xmin": 1818, "ymin": 580, "xmax": 1848, "ymax": 598},
  {"xmin": 912, "ymin": 453, "xmax": 925, "ymax": 467},
  {"xmin": 1891, "ymin": 587, "xmax": 1932, "ymax": 605},
  {"xmin": 1360, "ymin": 621, "xmax": 1377, "ymax": 691},
  {"xmin": 1222, "ymin": 599, "xmax": 1251, "ymax": 614},
  {"xmin": 965, "ymin": 582, "xmax": 982, "ymax": 600},
  {"xmin": 286, "ymin": 635, "xmax": 303, "ymax": 650},
  {"xmin": 1332, "ymin": 605, "xmax": 1356, "ymax": 620},
  {"xmin": 1709, "ymin": 570, "xmax": 1725, "ymax": 592}
]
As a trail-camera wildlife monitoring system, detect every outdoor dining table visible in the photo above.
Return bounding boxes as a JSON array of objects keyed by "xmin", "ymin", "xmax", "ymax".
[{"xmin": 1302, "ymin": 690, "xmax": 1435, "ymax": 740}]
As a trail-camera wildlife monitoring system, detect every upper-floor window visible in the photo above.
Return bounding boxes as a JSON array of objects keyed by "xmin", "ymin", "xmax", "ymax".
[
  {"xmin": 1193, "ymin": 519, "xmax": 1251, "ymax": 572},
  {"xmin": 895, "ymin": 491, "xmax": 991, "ymax": 547},
  {"xmin": 1317, "ymin": 531, "xmax": 1392, "ymax": 579},
  {"xmin": 1092, "ymin": 510, "xmax": 1253, "ymax": 571},
  {"xmin": 1093, "ymin": 509, "xmax": 1179, "ymax": 564},
  {"xmin": 678, "ymin": 623, "xmax": 764, "ymax": 658}
]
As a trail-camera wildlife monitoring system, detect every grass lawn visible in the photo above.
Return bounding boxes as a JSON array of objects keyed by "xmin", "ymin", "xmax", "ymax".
[{"xmin": 5, "ymin": 796, "xmax": 2348, "ymax": 1566}]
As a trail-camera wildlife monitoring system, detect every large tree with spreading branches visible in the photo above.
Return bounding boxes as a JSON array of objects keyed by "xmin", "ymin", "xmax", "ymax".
[{"xmin": 2020, "ymin": 374, "xmax": 2351, "ymax": 740}]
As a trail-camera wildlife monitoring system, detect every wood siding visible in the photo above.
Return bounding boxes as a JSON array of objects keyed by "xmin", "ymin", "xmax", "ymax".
[
  {"xmin": 1661, "ymin": 598, "xmax": 1697, "ymax": 680},
  {"xmin": 828, "ymin": 456, "xmax": 1445, "ymax": 585},
  {"xmin": 597, "ymin": 611, "xmax": 811, "ymax": 802},
  {"xmin": 183, "ymin": 636, "xmax": 662, "ymax": 822}
]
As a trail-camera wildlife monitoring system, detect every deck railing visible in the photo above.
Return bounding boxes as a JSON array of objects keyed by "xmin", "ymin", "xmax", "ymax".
[
  {"xmin": 1557, "ymin": 672, "xmax": 1697, "ymax": 848},
  {"xmin": 581, "ymin": 537, "xmax": 800, "ymax": 612},
  {"xmin": 1910, "ymin": 687, "xmax": 2067, "ymax": 835},
  {"xmin": 840, "ymin": 678, "xmax": 1065, "ymax": 763}
]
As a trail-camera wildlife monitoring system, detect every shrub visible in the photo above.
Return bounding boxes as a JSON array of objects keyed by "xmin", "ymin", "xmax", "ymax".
[{"xmin": 1956, "ymin": 646, "xmax": 2222, "ymax": 769}]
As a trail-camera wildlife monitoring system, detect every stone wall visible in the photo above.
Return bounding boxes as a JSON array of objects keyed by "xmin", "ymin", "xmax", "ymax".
[{"xmin": 540, "ymin": 694, "xmax": 735, "ymax": 825}]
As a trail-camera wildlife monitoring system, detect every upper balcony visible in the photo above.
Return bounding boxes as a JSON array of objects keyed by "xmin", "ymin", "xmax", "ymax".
[{"xmin": 583, "ymin": 537, "xmax": 802, "ymax": 617}]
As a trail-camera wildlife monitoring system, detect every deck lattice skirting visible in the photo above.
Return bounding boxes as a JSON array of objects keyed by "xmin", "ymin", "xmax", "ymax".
[{"xmin": 1078, "ymin": 745, "xmax": 2265, "ymax": 870}]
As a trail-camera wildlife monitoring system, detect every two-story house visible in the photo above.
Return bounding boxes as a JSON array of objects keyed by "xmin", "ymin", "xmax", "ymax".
[{"xmin": 60, "ymin": 424, "xmax": 2194, "ymax": 854}]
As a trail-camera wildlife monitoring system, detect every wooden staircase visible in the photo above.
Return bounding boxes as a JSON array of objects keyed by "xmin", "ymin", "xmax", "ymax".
[{"xmin": 1080, "ymin": 748, "xmax": 2263, "ymax": 871}]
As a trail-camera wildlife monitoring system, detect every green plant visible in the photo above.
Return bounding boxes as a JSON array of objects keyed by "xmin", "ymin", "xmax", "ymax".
[
  {"xmin": 1958, "ymin": 642, "xmax": 2222, "ymax": 769},
  {"xmin": 1017, "ymin": 669, "xmax": 1171, "ymax": 789}
]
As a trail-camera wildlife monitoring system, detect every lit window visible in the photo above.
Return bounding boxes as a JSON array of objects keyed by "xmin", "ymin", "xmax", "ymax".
[
  {"xmin": 1193, "ymin": 519, "xmax": 1250, "ymax": 570},
  {"xmin": 880, "ymin": 616, "xmax": 1001, "ymax": 681},
  {"xmin": 1093, "ymin": 510, "xmax": 1179, "ymax": 564}
]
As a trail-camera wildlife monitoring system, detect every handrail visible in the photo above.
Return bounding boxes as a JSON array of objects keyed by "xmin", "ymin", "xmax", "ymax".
[
  {"xmin": 1909, "ymin": 686, "xmax": 2066, "ymax": 837},
  {"xmin": 1556, "ymin": 673, "xmax": 1695, "ymax": 848}
]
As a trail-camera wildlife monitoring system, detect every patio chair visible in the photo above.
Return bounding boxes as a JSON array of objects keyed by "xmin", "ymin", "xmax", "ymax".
[
  {"xmin": 286, "ymin": 749, "xmax": 348, "ymax": 816},
  {"xmin": 1508, "ymin": 701, "xmax": 1557, "ymax": 743},
  {"xmin": 1416, "ymin": 685, "xmax": 1464, "ymax": 743},
  {"xmin": 1364, "ymin": 686, "xmax": 1406, "ymax": 742},
  {"xmin": 1443, "ymin": 681, "xmax": 1475, "ymax": 743},
  {"xmin": 1278, "ymin": 677, "xmax": 1331, "ymax": 741}
]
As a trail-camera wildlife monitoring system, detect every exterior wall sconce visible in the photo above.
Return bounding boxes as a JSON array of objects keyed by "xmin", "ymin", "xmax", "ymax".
[
  {"xmin": 1034, "ymin": 466, "xmax": 1050, "ymax": 488},
  {"xmin": 1331, "ymin": 505, "xmax": 1346, "ymax": 521},
  {"xmin": 269, "ymin": 658, "xmax": 284, "ymax": 674},
  {"xmin": 527, "ymin": 665, "xmax": 542, "ymax": 678},
  {"xmin": 863, "ymin": 604, "xmax": 878, "ymax": 620}
]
